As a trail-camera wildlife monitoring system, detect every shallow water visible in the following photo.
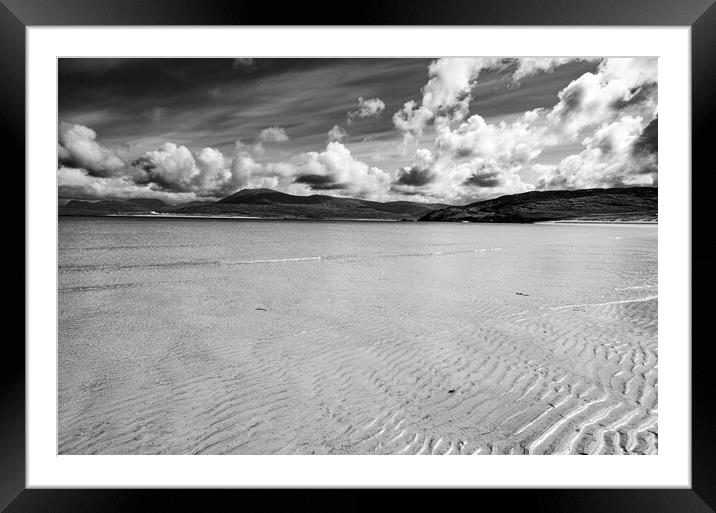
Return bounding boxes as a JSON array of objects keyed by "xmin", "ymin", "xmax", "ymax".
[{"xmin": 58, "ymin": 217, "xmax": 657, "ymax": 455}]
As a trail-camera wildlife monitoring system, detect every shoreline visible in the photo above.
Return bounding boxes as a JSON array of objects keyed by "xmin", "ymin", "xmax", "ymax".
[
  {"xmin": 59, "ymin": 213, "xmax": 658, "ymax": 225},
  {"xmin": 60, "ymin": 213, "xmax": 403, "ymax": 222},
  {"xmin": 535, "ymin": 220, "xmax": 657, "ymax": 226}
]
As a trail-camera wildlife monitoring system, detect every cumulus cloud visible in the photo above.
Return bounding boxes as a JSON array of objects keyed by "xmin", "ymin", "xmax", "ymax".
[
  {"xmin": 292, "ymin": 142, "xmax": 390, "ymax": 199},
  {"xmin": 434, "ymin": 113, "xmax": 543, "ymax": 164},
  {"xmin": 463, "ymin": 161, "xmax": 507, "ymax": 187},
  {"xmin": 394, "ymin": 149, "xmax": 436, "ymax": 187},
  {"xmin": 228, "ymin": 150, "xmax": 263, "ymax": 191},
  {"xmin": 58, "ymin": 122, "xmax": 126, "ymax": 177},
  {"xmin": 57, "ymin": 122, "xmax": 268, "ymax": 202},
  {"xmin": 535, "ymin": 115, "xmax": 658, "ymax": 190},
  {"xmin": 460, "ymin": 158, "xmax": 534, "ymax": 195},
  {"xmin": 391, "ymin": 143, "xmax": 534, "ymax": 203},
  {"xmin": 392, "ymin": 58, "xmax": 506, "ymax": 140},
  {"xmin": 347, "ymin": 97, "xmax": 385, "ymax": 123},
  {"xmin": 327, "ymin": 125, "xmax": 348, "ymax": 142},
  {"xmin": 395, "ymin": 166, "xmax": 434, "ymax": 186},
  {"xmin": 258, "ymin": 126, "xmax": 289, "ymax": 143},
  {"xmin": 392, "ymin": 56, "xmax": 655, "ymax": 148},
  {"xmin": 545, "ymin": 57, "xmax": 658, "ymax": 139},
  {"xmin": 390, "ymin": 110, "xmax": 542, "ymax": 201},
  {"xmin": 57, "ymin": 166, "xmax": 198, "ymax": 203},
  {"xmin": 392, "ymin": 96, "xmax": 550, "ymax": 203},
  {"xmin": 391, "ymin": 56, "xmax": 588, "ymax": 141},
  {"xmin": 133, "ymin": 143, "xmax": 228, "ymax": 193}
]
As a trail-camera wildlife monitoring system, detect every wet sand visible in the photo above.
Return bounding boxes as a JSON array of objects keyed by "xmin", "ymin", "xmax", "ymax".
[{"xmin": 58, "ymin": 218, "xmax": 657, "ymax": 455}]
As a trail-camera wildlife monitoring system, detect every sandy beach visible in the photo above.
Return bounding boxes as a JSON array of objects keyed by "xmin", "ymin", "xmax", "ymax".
[{"xmin": 58, "ymin": 218, "xmax": 657, "ymax": 455}]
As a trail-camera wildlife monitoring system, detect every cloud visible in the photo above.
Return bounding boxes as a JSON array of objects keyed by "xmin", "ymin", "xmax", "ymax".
[
  {"xmin": 391, "ymin": 111, "xmax": 543, "ymax": 200},
  {"xmin": 294, "ymin": 173, "xmax": 347, "ymax": 190},
  {"xmin": 392, "ymin": 56, "xmax": 655, "ymax": 148},
  {"xmin": 535, "ymin": 115, "xmax": 658, "ymax": 190},
  {"xmin": 545, "ymin": 57, "xmax": 658, "ymax": 139},
  {"xmin": 632, "ymin": 116, "xmax": 658, "ymax": 157},
  {"xmin": 58, "ymin": 122, "xmax": 126, "ymax": 177},
  {"xmin": 391, "ymin": 57, "xmax": 588, "ymax": 140},
  {"xmin": 464, "ymin": 168, "xmax": 503, "ymax": 187},
  {"xmin": 292, "ymin": 142, "xmax": 390, "ymax": 199},
  {"xmin": 391, "ymin": 145, "xmax": 533, "ymax": 203},
  {"xmin": 327, "ymin": 125, "xmax": 348, "ymax": 142},
  {"xmin": 258, "ymin": 126, "xmax": 289, "ymax": 143},
  {"xmin": 392, "ymin": 100, "xmax": 432, "ymax": 141},
  {"xmin": 511, "ymin": 58, "xmax": 599, "ymax": 82},
  {"xmin": 58, "ymin": 58, "xmax": 658, "ymax": 205},
  {"xmin": 392, "ymin": 58, "xmax": 506, "ymax": 140},
  {"xmin": 347, "ymin": 97, "xmax": 385, "ymax": 123},
  {"xmin": 394, "ymin": 148, "xmax": 435, "ymax": 187},
  {"xmin": 57, "ymin": 166, "xmax": 198, "ymax": 203},
  {"xmin": 434, "ymin": 113, "xmax": 543, "ymax": 164},
  {"xmin": 57, "ymin": 122, "xmax": 269, "ymax": 201},
  {"xmin": 395, "ymin": 166, "xmax": 434, "ymax": 187},
  {"xmin": 132, "ymin": 143, "xmax": 225, "ymax": 193},
  {"xmin": 228, "ymin": 150, "xmax": 263, "ymax": 191},
  {"xmin": 611, "ymin": 82, "xmax": 658, "ymax": 111}
]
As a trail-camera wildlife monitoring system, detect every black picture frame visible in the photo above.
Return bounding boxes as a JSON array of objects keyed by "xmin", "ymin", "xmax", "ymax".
[{"xmin": 2, "ymin": 0, "xmax": 713, "ymax": 511}]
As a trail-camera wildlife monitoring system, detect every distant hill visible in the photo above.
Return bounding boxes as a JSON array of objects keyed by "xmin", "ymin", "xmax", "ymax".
[
  {"xmin": 59, "ymin": 187, "xmax": 658, "ymax": 223},
  {"xmin": 419, "ymin": 187, "xmax": 657, "ymax": 223},
  {"xmin": 59, "ymin": 198, "xmax": 215, "ymax": 216},
  {"xmin": 169, "ymin": 189, "xmax": 449, "ymax": 220},
  {"xmin": 59, "ymin": 199, "xmax": 169, "ymax": 216}
]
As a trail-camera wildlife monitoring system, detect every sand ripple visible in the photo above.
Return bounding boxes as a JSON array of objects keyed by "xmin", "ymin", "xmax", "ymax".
[{"xmin": 59, "ymin": 294, "xmax": 657, "ymax": 455}]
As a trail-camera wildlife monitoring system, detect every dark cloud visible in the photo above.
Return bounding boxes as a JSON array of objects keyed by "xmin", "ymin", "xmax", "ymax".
[
  {"xmin": 58, "ymin": 122, "xmax": 127, "ymax": 177},
  {"xmin": 394, "ymin": 166, "xmax": 434, "ymax": 186},
  {"xmin": 559, "ymin": 84, "xmax": 585, "ymax": 118},
  {"xmin": 454, "ymin": 147, "xmax": 475, "ymax": 158},
  {"xmin": 464, "ymin": 170, "xmax": 503, "ymax": 187},
  {"xmin": 294, "ymin": 173, "xmax": 348, "ymax": 190},
  {"xmin": 389, "ymin": 186, "xmax": 423, "ymax": 196},
  {"xmin": 612, "ymin": 82, "xmax": 658, "ymax": 111},
  {"xmin": 632, "ymin": 116, "xmax": 658, "ymax": 157}
]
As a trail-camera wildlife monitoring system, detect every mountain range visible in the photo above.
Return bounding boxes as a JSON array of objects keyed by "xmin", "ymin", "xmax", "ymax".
[
  {"xmin": 59, "ymin": 189, "xmax": 447, "ymax": 220},
  {"xmin": 419, "ymin": 187, "xmax": 657, "ymax": 223},
  {"xmin": 59, "ymin": 187, "xmax": 657, "ymax": 222}
]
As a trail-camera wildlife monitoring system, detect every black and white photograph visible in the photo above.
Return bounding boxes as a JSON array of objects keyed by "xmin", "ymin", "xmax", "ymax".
[{"xmin": 57, "ymin": 56, "xmax": 658, "ymax": 456}]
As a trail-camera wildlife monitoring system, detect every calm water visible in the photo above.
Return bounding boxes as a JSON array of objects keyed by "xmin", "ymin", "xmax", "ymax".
[
  {"xmin": 59, "ymin": 217, "xmax": 657, "ymax": 305},
  {"xmin": 58, "ymin": 217, "xmax": 657, "ymax": 454}
]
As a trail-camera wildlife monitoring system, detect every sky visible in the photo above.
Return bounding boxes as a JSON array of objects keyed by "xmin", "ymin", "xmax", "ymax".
[{"xmin": 58, "ymin": 57, "xmax": 658, "ymax": 205}]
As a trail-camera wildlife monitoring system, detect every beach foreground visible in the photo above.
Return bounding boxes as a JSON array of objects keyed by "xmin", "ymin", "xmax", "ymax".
[{"xmin": 58, "ymin": 218, "xmax": 657, "ymax": 455}]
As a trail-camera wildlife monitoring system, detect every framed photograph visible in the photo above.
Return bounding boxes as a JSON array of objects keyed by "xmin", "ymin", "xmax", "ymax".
[{"xmin": 4, "ymin": 0, "xmax": 713, "ymax": 510}]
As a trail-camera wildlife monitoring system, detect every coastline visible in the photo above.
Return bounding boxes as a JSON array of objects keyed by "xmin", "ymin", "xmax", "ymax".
[
  {"xmin": 536, "ymin": 220, "xmax": 657, "ymax": 226},
  {"xmin": 59, "ymin": 213, "xmax": 657, "ymax": 225},
  {"xmin": 59, "ymin": 213, "xmax": 403, "ymax": 222}
]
